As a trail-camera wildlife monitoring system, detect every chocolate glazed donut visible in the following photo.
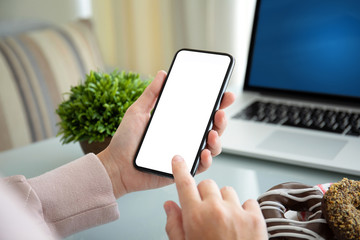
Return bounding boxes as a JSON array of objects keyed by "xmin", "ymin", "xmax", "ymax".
[{"xmin": 257, "ymin": 182, "xmax": 333, "ymax": 240}]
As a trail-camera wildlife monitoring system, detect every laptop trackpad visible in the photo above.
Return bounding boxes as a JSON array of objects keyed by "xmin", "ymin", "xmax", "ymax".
[{"xmin": 257, "ymin": 130, "xmax": 347, "ymax": 160}]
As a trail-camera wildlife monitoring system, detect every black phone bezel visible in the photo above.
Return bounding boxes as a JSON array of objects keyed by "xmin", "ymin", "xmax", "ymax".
[{"xmin": 133, "ymin": 48, "xmax": 235, "ymax": 178}]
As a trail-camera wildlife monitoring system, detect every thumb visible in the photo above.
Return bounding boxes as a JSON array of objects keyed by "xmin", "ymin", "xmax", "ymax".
[
  {"xmin": 164, "ymin": 201, "xmax": 185, "ymax": 240},
  {"xmin": 135, "ymin": 70, "xmax": 167, "ymax": 112}
]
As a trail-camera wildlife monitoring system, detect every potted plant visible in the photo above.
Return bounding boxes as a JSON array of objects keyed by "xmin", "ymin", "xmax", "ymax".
[{"xmin": 56, "ymin": 70, "xmax": 151, "ymax": 154}]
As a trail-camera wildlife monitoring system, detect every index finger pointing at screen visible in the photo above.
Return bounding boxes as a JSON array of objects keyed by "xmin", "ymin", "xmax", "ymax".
[{"xmin": 172, "ymin": 155, "xmax": 200, "ymax": 207}]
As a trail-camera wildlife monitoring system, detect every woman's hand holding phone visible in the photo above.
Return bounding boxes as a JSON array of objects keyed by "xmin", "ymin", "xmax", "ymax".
[
  {"xmin": 97, "ymin": 71, "xmax": 235, "ymax": 199},
  {"xmin": 134, "ymin": 50, "xmax": 234, "ymax": 177}
]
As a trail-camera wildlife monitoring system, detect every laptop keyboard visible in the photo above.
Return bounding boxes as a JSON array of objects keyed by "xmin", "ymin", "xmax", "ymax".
[{"xmin": 233, "ymin": 100, "xmax": 360, "ymax": 136}]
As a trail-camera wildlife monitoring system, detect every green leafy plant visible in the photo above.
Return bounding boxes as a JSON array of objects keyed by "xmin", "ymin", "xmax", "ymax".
[{"xmin": 56, "ymin": 70, "xmax": 151, "ymax": 144}]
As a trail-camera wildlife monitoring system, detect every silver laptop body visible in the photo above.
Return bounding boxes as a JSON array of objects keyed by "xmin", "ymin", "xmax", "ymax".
[{"xmin": 222, "ymin": 0, "xmax": 360, "ymax": 175}]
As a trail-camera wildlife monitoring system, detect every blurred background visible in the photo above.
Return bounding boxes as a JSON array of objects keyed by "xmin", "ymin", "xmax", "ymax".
[
  {"xmin": 0, "ymin": 0, "xmax": 256, "ymax": 91},
  {"xmin": 0, "ymin": 0, "xmax": 256, "ymax": 151}
]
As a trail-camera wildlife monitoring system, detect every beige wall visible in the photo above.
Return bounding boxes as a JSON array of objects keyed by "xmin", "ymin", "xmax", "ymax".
[
  {"xmin": 0, "ymin": 0, "xmax": 256, "ymax": 92},
  {"xmin": 92, "ymin": 0, "xmax": 178, "ymax": 76},
  {"xmin": 92, "ymin": 0, "xmax": 256, "ymax": 91},
  {"xmin": 0, "ymin": 0, "xmax": 91, "ymax": 24}
]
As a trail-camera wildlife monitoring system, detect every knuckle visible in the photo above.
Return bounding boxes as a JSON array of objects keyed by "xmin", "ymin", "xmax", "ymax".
[
  {"xmin": 198, "ymin": 179, "xmax": 216, "ymax": 189},
  {"xmin": 212, "ymin": 146, "xmax": 222, "ymax": 157},
  {"xmin": 201, "ymin": 178, "xmax": 215, "ymax": 185},
  {"xmin": 179, "ymin": 176, "xmax": 194, "ymax": 189},
  {"xmin": 221, "ymin": 185, "xmax": 234, "ymax": 193},
  {"xmin": 250, "ymin": 213, "xmax": 266, "ymax": 229},
  {"xmin": 222, "ymin": 114, "xmax": 228, "ymax": 126},
  {"xmin": 125, "ymin": 104, "xmax": 136, "ymax": 114},
  {"xmin": 246, "ymin": 198, "xmax": 258, "ymax": 205},
  {"xmin": 212, "ymin": 202, "xmax": 224, "ymax": 215},
  {"xmin": 188, "ymin": 209, "xmax": 203, "ymax": 226},
  {"xmin": 165, "ymin": 222, "xmax": 171, "ymax": 235},
  {"xmin": 211, "ymin": 203, "xmax": 227, "ymax": 223},
  {"xmin": 216, "ymin": 110, "xmax": 226, "ymax": 126}
]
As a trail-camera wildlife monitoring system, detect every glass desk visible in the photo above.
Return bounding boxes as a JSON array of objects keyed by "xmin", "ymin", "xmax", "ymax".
[{"xmin": 0, "ymin": 137, "xmax": 357, "ymax": 239}]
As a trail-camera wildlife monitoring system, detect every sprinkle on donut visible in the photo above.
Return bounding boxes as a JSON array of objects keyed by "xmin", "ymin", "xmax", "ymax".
[
  {"xmin": 322, "ymin": 178, "xmax": 360, "ymax": 240},
  {"xmin": 258, "ymin": 182, "xmax": 333, "ymax": 240}
]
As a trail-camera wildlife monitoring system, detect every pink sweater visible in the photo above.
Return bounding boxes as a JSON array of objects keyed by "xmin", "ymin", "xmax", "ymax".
[{"xmin": 0, "ymin": 153, "xmax": 119, "ymax": 239}]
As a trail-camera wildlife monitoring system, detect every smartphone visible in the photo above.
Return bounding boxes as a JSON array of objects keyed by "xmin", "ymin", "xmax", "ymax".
[{"xmin": 133, "ymin": 49, "xmax": 234, "ymax": 178}]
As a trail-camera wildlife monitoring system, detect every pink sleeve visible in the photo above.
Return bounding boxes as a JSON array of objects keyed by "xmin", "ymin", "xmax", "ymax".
[{"xmin": 2, "ymin": 153, "xmax": 119, "ymax": 238}]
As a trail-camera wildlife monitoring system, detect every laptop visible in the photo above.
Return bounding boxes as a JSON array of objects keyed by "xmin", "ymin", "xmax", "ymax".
[{"xmin": 222, "ymin": 0, "xmax": 360, "ymax": 175}]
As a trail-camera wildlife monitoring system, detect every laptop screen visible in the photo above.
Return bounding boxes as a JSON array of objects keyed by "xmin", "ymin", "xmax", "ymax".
[{"xmin": 245, "ymin": 0, "xmax": 360, "ymax": 100}]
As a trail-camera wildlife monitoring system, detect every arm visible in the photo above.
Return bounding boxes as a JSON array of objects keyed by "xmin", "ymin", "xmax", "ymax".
[
  {"xmin": 97, "ymin": 71, "xmax": 235, "ymax": 198},
  {"xmin": 0, "ymin": 70, "xmax": 235, "ymax": 239},
  {"xmin": 0, "ymin": 175, "xmax": 53, "ymax": 240},
  {"xmin": 2, "ymin": 153, "xmax": 119, "ymax": 239}
]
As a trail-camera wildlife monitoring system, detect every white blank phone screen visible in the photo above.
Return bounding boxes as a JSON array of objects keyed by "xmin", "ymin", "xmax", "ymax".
[{"xmin": 135, "ymin": 50, "xmax": 231, "ymax": 174}]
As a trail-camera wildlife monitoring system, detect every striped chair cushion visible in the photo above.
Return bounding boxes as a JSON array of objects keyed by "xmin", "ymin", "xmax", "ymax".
[{"xmin": 0, "ymin": 19, "xmax": 104, "ymax": 151}]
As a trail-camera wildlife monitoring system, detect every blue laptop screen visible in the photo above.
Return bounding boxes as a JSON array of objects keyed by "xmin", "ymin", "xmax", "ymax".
[{"xmin": 246, "ymin": 0, "xmax": 360, "ymax": 99}]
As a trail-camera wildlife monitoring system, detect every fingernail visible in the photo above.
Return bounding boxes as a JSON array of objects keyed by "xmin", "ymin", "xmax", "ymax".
[{"xmin": 173, "ymin": 155, "xmax": 184, "ymax": 162}]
